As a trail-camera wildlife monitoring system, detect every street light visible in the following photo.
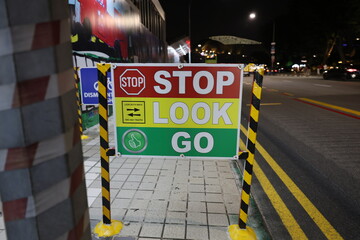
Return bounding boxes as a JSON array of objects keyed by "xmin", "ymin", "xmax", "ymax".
[
  {"xmin": 271, "ymin": 22, "xmax": 276, "ymax": 71},
  {"xmin": 188, "ymin": 0, "xmax": 192, "ymax": 63},
  {"xmin": 248, "ymin": 12, "xmax": 276, "ymax": 69}
]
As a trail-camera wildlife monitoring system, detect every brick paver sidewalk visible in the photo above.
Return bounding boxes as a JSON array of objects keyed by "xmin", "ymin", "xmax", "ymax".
[
  {"xmin": 83, "ymin": 119, "xmax": 244, "ymax": 240},
  {"xmin": 0, "ymin": 117, "xmax": 266, "ymax": 240}
]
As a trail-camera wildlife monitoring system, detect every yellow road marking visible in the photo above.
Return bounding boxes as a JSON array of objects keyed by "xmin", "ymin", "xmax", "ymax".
[
  {"xmin": 299, "ymin": 98, "xmax": 360, "ymax": 116},
  {"xmin": 240, "ymin": 125, "xmax": 343, "ymax": 240},
  {"xmin": 239, "ymin": 140, "xmax": 308, "ymax": 239},
  {"xmin": 246, "ymin": 103, "xmax": 282, "ymax": 106}
]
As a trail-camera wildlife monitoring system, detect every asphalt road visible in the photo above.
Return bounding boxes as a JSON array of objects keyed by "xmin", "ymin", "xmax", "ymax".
[{"xmin": 240, "ymin": 74, "xmax": 360, "ymax": 240}]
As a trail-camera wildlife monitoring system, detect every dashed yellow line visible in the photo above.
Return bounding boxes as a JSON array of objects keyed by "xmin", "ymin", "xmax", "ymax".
[
  {"xmin": 298, "ymin": 98, "xmax": 360, "ymax": 116},
  {"xmin": 240, "ymin": 125, "xmax": 343, "ymax": 240}
]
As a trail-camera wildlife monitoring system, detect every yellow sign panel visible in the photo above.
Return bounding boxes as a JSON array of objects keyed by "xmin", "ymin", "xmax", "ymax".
[
  {"xmin": 122, "ymin": 101, "xmax": 145, "ymax": 124},
  {"xmin": 116, "ymin": 97, "xmax": 239, "ymax": 129}
]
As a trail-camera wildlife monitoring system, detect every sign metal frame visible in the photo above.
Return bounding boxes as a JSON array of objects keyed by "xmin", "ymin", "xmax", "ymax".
[{"xmin": 111, "ymin": 63, "xmax": 244, "ymax": 159}]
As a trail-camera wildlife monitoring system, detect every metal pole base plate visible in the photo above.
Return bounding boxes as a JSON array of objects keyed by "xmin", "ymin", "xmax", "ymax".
[
  {"xmin": 94, "ymin": 220, "xmax": 123, "ymax": 237},
  {"xmin": 81, "ymin": 135, "xmax": 89, "ymax": 140},
  {"xmin": 228, "ymin": 224, "xmax": 257, "ymax": 240}
]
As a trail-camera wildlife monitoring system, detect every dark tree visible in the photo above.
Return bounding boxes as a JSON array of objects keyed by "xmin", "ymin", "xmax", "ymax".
[{"xmin": 277, "ymin": 0, "xmax": 360, "ymax": 65}]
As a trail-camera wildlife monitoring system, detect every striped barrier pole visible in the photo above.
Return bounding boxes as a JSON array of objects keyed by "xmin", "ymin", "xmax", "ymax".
[
  {"xmin": 229, "ymin": 68, "xmax": 265, "ymax": 240},
  {"xmin": 94, "ymin": 63, "xmax": 123, "ymax": 237},
  {"xmin": 73, "ymin": 67, "xmax": 89, "ymax": 140}
]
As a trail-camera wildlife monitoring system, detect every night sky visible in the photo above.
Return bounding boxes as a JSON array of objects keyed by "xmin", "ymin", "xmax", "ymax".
[
  {"xmin": 159, "ymin": 0, "xmax": 291, "ymax": 44},
  {"xmin": 159, "ymin": 0, "xmax": 360, "ymax": 65}
]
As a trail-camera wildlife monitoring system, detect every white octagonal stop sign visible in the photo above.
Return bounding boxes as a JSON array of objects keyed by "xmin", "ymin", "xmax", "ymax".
[{"xmin": 119, "ymin": 69, "xmax": 146, "ymax": 95}]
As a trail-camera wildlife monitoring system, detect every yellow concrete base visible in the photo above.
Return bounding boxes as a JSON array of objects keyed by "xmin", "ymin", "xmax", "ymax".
[
  {"xmin": 228, "ymin": 224, "xmax": 257, "ymax": 240},
  {"xmin": 93, "ymin": 220, "xmax": 123, "ymax": 237},
  {"xmin": 81, "ymin": 135, "xmax": 89, "ymax": 140}
]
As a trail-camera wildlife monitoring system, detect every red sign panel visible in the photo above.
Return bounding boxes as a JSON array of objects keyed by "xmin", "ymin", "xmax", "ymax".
[{"xmin": 113, "ymin": 64, "xmax": 242, "ymax": 99}]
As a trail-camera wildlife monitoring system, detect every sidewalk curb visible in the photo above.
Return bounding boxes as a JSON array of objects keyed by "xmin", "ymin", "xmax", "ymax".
[{"xmin": 231, "ymin": 160, "xmax": 272, "ymax": 240}]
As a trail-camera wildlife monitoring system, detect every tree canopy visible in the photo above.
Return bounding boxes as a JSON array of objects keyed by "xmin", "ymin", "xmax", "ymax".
[{"xmin": 275, "ymin": 0, "xmax": 360, "ymax": 65}]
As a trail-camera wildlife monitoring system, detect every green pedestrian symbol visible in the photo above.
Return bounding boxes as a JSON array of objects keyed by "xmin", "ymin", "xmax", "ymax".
[{"xmin": 122, "ymin": 129, "xmax": 147, "ymax": 153}]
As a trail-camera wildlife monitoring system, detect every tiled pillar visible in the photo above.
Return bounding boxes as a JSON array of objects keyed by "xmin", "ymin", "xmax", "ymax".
[{"xmin": 0, "ymin": 0, "xmax": 91, "ymax": 239}]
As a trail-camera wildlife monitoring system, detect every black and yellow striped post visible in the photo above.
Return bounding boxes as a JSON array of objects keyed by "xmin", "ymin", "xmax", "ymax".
[
  {"xmin": 94, "ymin": 63, "xmax": 123, "ymax": 237},
  {"xmin": 73, "ymin": 67, "xmax": 89, "ymax": 140},
  {"xmin": 229, "ymin": 68, "xmax": 265, "ymax": 240}
]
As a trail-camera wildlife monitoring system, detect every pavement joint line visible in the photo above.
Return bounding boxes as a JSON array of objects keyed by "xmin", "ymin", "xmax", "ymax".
[
  {"xmin": 313, "ymin": 84, "xmax": 332, "ymax": 88},
  {"xmin": 240, "ymin": 124, "xmax": 344, "ymax": 240}
]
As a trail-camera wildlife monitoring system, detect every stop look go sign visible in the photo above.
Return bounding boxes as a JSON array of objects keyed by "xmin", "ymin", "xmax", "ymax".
[{"xmin": 112, "ymin": 64, "xmax": 243, "ymax": 159}]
